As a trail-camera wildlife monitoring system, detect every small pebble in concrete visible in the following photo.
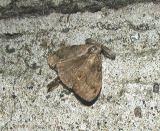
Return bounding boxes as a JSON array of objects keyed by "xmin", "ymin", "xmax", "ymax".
[
  {"xmin": 130, "ymin": 33, "xmax": 140, "ymax": 42},
  {"xmin": 134, "ymin": 106, "xmax": 142, "ymax": 118},
  {"xmin": 5, "ymin": 45, "xmax": 15, "ymax": 53},
  {"xmin": 107, "ymin": 95, "xmax": 112, "ymax": 102},
  {"xmin": 31, "ymin": 63, "xmax": 39, "ymax": 70},
  {"xmin": 153, "ymin": 83, "xmax": 159, "ymax": 93},
  {"xmin": 27, "ymin": 85, "xmax": 34, "ymax": 90},
  {"xmin": 46, "ymin": 95, "xmax": 50, "ymax": 99},
  {"xmin": 61, "ymin": 28, "xmax": 70, "ymax": 33},
  {"xmin": 11, "ymin": 93, "xmax": 17, "ymax": 99}
]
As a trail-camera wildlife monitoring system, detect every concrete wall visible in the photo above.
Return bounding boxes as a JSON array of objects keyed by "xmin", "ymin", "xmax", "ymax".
[{"xmin": 0, "ymin": 1, "xmax": 160, "ymax": 130}]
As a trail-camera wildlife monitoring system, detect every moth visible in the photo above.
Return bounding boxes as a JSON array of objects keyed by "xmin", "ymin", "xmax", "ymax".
[{"xmin": 47, "ymin": 38, "xmax": 116, "ymax": 103}]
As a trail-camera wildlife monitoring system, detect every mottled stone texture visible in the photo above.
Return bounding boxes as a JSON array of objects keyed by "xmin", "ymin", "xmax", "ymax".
[
  {"xmin": 0, "ymin": 0, "xmax": 158, "ymax": 18},
  {"xmin": 0, "ymin": 1, "xmax": 160, "ymax": 131}
]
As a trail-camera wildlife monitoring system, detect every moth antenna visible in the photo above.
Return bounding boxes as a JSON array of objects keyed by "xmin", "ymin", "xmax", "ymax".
[
  {"xmin": 101, "ymin": 45, "xmax": 116, "ymax": 60},
  {"xmin": 85, "ymin": 38, "xmax": 116, "ymax": 60},
  {"xmin": 85, "ymin": 38, "xmax": 98, "ymax": 45}
]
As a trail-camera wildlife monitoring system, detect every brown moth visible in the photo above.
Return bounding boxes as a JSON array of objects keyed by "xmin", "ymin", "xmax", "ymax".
[{"xmin": 47, "ymin": 38, "xmax": 115, "ymax": 103}]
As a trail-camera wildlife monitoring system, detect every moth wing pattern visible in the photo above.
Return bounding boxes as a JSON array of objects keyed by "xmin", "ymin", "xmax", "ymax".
[
  {"xmin": 52, "ymin": 45, "xmax": 91, "ymax": 61},
  {"xmin": 47, "ymin": 45, "xmax": 92, "ymax": 69},
  {"xmin": 73, "ymin": 53, "xmax": 102, "ymax": 102},
  {"xmin": 56, "ymin": 52, "xmax": 102, "ymax": 102},
  {"xmin": 56, "ymin": 55, "xmax": 87, "ymax": 88}
]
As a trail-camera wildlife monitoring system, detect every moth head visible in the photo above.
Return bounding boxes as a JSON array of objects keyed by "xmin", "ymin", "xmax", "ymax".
[{"xmin": 88, "ymin": 45, "xmax": 101, "ymax": 54}]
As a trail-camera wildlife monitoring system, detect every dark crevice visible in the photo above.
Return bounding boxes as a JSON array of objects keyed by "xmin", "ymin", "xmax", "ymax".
[
  {"xmin": 0, "ymin": 0, "xmax": 159, "ymax": 19},
  {"xmin": 0, "ymin": 33, "xmax": 23, "ymax": 39},
  {"xmin": 0, "ymin": 0, "xmax": 55, "ymax": 19}
]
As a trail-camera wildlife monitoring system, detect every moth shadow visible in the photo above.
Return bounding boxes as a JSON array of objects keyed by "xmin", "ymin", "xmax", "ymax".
[
  {"xmin": 74, "ymin": 92, "xmax": 100, "ymax": 106},
  {"xmin": 61, "ymin": 82, "xmax": 100, "ymax": 106}
]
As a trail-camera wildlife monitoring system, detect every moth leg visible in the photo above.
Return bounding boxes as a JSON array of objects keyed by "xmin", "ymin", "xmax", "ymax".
[
  {"xmin": 101, "ymin": 45, "xmax": 116, "ymax": 60},
  {"xmin": 47, "ymin": 77, "xmax": 61, "ymax": 92},
  {"xmin": 47, "ymin": 53, "xmax": 60, "ymax": 70}
]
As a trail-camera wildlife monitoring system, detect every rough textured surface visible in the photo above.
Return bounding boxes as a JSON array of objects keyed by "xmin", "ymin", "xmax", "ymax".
[
  {"xmin": 0, "ymin": 0, "xmax": 158, "ymax": 19},
  {"xmin": 0, "ymin": 2, "xmax": 160, "ymax": 131}
]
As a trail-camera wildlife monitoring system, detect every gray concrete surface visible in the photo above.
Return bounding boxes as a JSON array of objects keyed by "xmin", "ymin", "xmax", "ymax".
[{"xmin": 0, "ymin": 2, "xmax": 160, "ymax": 131}]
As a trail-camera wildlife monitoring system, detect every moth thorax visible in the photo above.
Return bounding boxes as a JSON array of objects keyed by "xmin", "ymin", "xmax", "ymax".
[{"xmin": 87, "ymin": 55, "xmax": 97, "ymax": 64}]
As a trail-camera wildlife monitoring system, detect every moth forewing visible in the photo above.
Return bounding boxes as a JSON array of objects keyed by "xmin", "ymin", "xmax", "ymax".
[{"xmin": 47, "ymin": 38, "xmax": 116, "ymax": 104}]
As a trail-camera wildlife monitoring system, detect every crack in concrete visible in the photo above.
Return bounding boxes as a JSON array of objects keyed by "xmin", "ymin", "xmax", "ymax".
[{"xmin": 0, "ymin": 0, "xmax": 158, "ymax": 19}]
